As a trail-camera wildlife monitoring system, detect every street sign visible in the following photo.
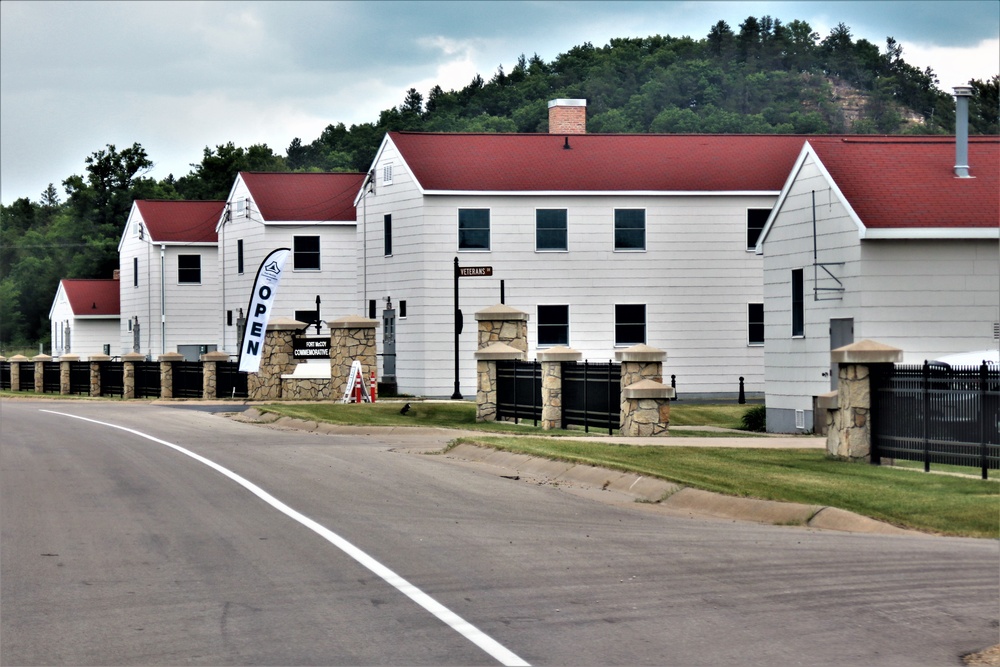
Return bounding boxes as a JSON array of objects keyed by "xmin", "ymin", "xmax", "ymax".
[{"xmin": 458, "ymin": 266, "xmax": 493, "ymax": 277}]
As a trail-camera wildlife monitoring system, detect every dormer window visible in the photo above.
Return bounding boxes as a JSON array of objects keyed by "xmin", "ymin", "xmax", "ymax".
[{"xmin": 382, "ymin": 164, "xmax": 393, "ymax": 185}]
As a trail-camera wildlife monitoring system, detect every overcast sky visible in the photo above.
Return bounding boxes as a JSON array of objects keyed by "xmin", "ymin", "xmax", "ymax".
[{"xmin": 1, "ymin": 1, "xmax": 997, "ymax": 206}]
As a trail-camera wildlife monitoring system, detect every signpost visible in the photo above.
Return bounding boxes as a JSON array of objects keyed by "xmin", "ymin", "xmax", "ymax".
[{"xmin": 452, "ymin": 258, "xmax": 494, "ymax": 400}]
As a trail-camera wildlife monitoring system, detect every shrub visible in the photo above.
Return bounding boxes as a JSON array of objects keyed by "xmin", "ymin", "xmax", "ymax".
[{"xmin": 740, "ymin": 405, "xmax": 767, "ymax": 432}]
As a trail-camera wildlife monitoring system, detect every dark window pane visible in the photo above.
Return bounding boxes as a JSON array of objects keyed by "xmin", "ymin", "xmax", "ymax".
[
  {"xmin": 237, "ymin": 239, "xmax": 244, "ymax": 274},
  {"xmin": 459, "ymin": 209, "xmax": 490, "ymax": 250},
  {"xmin": 748, "ymin": 302, "xmax": 764, "ymax": 344},
  {"xmin": 178, "ymin": 255, "xmax": 201, "ymax": 284},
  {"xmin": 538, "ymin": 305, "xmax": 569, "ymax": 346},
  {"xmin": 615, "ymin": 304, "xmax": 646, "ymax": 345},
  {"xmin": 747, "ymin": 208, "xmax": 771, "ymax": 249},
  {"xmin": 294, "ymin": 236, "xmax": 321, "ymax": 270},
  {"xmin": 614, "ymin": 209, "xmax": 645, "ymax": 250},
  {"xmin": 384, "ymin": 214, "xmax": 392, "ymax": 256},
  {"xmin": 536, "ymin": 209, "xmax": 567, "ymax": 250},
  {"xmin": 791, "ymin": 269, "xmax": 804, "ymax": 336}
]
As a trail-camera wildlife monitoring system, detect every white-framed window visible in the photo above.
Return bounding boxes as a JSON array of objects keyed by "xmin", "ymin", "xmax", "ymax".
[
  {"xmin": 382, "ymin": 164, "xmax": 393, "ymax": 185},
  {"xmin": 747, "ymin": 208, "xmax": 771, "ymax": 250},
  {"xmin": 791, "ymin": 268, "xmax": 804, "ymax": 337},
  {"xmin": 537, "ymin": 304, "xmax": 569, "ymax": 346},
  {"xmin": 233, "ymin": 198, "xmax": 247, "ymax": 218},
  {"xmin": 536, "ymin": 209, "xmax": 568, "ymax": 251},
  {"xmin": 384, "ymin": 214, "xmax": 392, "ymax": 256},
  {"xmin": 458, "ymin": 208, "xmax": 490, "ymax": 251},
  {"xmin": 614, "ymin": 209, "xmax": 645, "ymax": 251},
  {"xmin": 237, "ymin": 239, "xmax": 244, "ymax": 274},
  {"xmin": 178, "ymin": 255, "xmax": 201, "ymax": 285},
  {"xmin": 615, "ymin": 304, "xmax": 646, "ymax": 346},
  {"xmin": 748, "ymin": 303, "xmax": 764, "ymax": 346},
  {"xmin": 294, "ymin": 236, "xmax": 321, "ymax": 270},
  {"xmin": 133, "ymin": 257, "xmax": 139, "ymax": 287},
  {"xmin": 399, "ymin": 300, "xmax": 407, "ymax": 319}
]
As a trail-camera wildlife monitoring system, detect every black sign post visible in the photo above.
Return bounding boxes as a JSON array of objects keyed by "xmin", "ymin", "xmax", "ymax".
[{"xmin": 452, "ymin": 258, "xmax": 494, "ymax": 400}]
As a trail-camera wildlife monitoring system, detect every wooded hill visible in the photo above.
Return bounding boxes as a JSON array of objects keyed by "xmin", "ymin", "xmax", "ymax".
[{"xmin": 2, "ymin": 15, "xmax": 998, "ymax": 349}]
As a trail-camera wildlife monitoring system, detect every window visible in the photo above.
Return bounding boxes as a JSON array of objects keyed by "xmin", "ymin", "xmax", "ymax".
[
  {"xmin": 537, "ymin": 305, "xmax": 569, "ymax": 346},
  {"xmin": 458, "ymin": 209, "xmax": 490, "ymax": 250},
  {"xmin": 133, "ymin": 257, "xmax": 138, "ymax": 287},
  {"xmin": 384, "ymin": 214, "xmax": 392, "ymax": 256},
  {"xmin": 615, "ymin": 304, "xmax": 646, "ymax": 346},
  {"xmin": 368, "ymin": 300, "xmax": 377, "ymax": 320},
  {"xmin": 747, "ymin": 208, "xmax": 770, "ymax": 250},
  {"xmin": 383, "ymin": 164, "xmax": 393, "ymax": 185},
  {"xmin": 399, "ymin": 300, "xmax": 407, "ymax": 319},
  {"xmin": 614, "ymin": 209, "xmax": 645, "ymax": 250},
  {"xmin": 536, "ymin": 209, "xmax": 567, "ymax": 251},
  {"xmin": 237, "ymin": 239, "xmax": 244, "ymax": 274},
  {"xmin": 233, "ymin": 198, "xmax": 246, "ymax": 218},
  {"xmin": 178, "ymin": 255, "xmax": 201, "ymax": 284},
  {"xmin": 293, "ymin": 236, "xmax": 321, "ymax": 270},
  {"xmin": 748, "ymin": 303, "xmax": 764, "ymax": 345},
  {"xmin": 791, "ymin": 269, "xmax": 804, "ymax": 337}
]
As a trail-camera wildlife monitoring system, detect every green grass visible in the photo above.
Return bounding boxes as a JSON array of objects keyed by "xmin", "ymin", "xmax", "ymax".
[{"xmin": 449, "ymin": 436, "xmax": 999, "ymax": 539}]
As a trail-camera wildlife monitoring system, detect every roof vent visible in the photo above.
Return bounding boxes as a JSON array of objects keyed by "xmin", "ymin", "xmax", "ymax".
[{"xmin": 563, "ymin": 136, "xmax": 571, "ymax": 150}]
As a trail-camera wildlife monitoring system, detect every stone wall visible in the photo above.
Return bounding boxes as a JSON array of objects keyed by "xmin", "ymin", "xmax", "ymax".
[
  {"xmin": 329, "ymin": 316, "xmax": 377, "ymax": 400},
  {"xmin": 247, "ymin": 317, "xmax": 302, "ymax": 400}
]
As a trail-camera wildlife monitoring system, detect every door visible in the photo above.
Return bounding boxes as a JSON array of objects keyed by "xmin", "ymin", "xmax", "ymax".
[
  {"xmin": 382, "ymin": 307, "xmax": 396, "ymax": 378},
  {"xmin": 830, "ymin": 318, "xmax": 854, "ymax": 390}
]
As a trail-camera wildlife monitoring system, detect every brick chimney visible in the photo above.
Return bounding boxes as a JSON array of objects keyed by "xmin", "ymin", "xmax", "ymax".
[
  {"xmin": 113, "ymin": 269, "xmax": 120, "ymax": 280},
  {"xmin": 548, "ymin": 99, "xmax": 587, "ymax": 134}
]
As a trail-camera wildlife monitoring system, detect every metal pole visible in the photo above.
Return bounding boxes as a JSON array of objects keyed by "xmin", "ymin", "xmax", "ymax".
[{"xmin": 451, "ymin": 257, "xmax": 463, "ymax": 399}]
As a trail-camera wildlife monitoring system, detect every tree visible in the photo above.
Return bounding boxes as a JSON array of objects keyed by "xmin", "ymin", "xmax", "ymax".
[{"xmin": 970, "ymin": 75, "xmax": 999, "ymax": 134}]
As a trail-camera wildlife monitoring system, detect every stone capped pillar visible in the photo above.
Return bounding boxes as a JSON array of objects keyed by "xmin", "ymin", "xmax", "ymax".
[
  {"xmin": 616, "ymin": 344, "xmax": 673, "ymax": 436},
  {"xmin": 88, "ymin": 354, "xmax": 110, "ymax": 397},
  {"xmin": 473, "ymin": 342, "xmax": 525, "ymax": 422},
  {"xmin": 329, "ymin": 316, "xmax": 377, "ymax": 400},
  {"xmin": 537, "ymin": 346, "xmax": 581, "ymax": 430},
  {"xmin": 59, "ymin": 354, "xmax": 81, "ymax": 394},
  {"xmin": 9, "ymin": 355, "xmax": 27, "ymax": 391},
  {"xmin": 247, "ymin": 317, "xmax": 304, "ymax": 401},
  {"xmin": 122, "ymin": 352, "xmax": 146, "ymax": 399},
  {"xmin": 475, "ymin": 304, "xmax": 528, "ymax": 354},
  {"xmin": 827, "ymin": 340, "xmax": 903, "ymax": 462},
  {"xmin": 201, "ymin": 350, "xmax": 230, "ymax": 400},
  {"xmin": 32, "ymin": 354, "xmax": 51, "ymax": 393},
  {"xmin": 157, "ymin": 352, "xmax": 184, "ymax": 399}
]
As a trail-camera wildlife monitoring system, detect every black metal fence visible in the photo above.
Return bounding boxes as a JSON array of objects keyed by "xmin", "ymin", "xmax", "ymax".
[
  {"xmin": 69, "ymin": 362, "xmax": 90, "ymax": 395},
  {"xmin": 496, "ymin": 360, "xmax": 542, "ymax": 424},
  {"xmin": 18, "ymin": 362, "xmax": 34, "ymax": 391},
  {"xmin": 134, "ymin": 361, "xmax": 161, "ymax": 399},
  {"xmin": 871, "ymin": 361, "xmax": 1000, "ymax": 479},
  {"xmin": 173, "ymin": 361, "xmax": 204, "ymax": 398},
  {"xmin": 217, "ymin": 362, "xmax": 249, "ymax": 399},
  {"xmin": 42, "ymin": 362, "xmax": 61, "ymax": 393},
  {"xmin": 101, "ymin": 362, "xmax": 124, "ymax": 396},
  {"xmin": 0, "ymin": 361, "xmax": 11, "ymax": 390},
  {"xmin": 562, "ymin": 361, "xmax": 621, "ymax": 434}
]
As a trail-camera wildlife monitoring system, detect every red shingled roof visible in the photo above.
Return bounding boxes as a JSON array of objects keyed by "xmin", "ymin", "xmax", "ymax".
[
  {"xmin": 807, "ymin": 136, "xmax": 999, "ymax": 229},
  {"xmin": 61, "ymin": 279, "xmax": 120, "ymax": 316},
  {"xmin": 240, "ymin": 172, "xmax": 366, "ymax": 222},
  {"xmin": 388, "ymin": 132, "xmax": 813, "ymax": 192},
  {"xmin": 135, "ymin": 200, "xmax": 225, "ymax": 243}
]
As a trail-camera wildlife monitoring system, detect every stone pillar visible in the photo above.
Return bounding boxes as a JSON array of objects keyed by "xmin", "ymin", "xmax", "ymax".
[
  {"xmin": 826, "ymin": 340, "xmax": 903, "ymax": 462},
  {"xmin": 247, "ymin": 317, "xmax": 304, "ymax": 401},
  {"xmin": 615, "ymin": 344, "xmax": 674, "ymax": 436},
  {"xmin": 329, "ymin": 316, "xmax": 378, "ymax": 400},
  {"xmin": 122, "ymin": 352, "xmax": 145, "ymax": 400},
  {"xmin": 59, "ymin": 354, "xmax": 80, "ymax": 395},
  {"xmin": 157, "ymin": 352, "xmax": 183, "ymax": 399},
  {"xmin": 537, "ymin": 346, "xmax": 581, "ymax": 430},
  {"xmin": 201, "ymin": 350, "xmax": 230, "ymax": 400},
  {"xmin": 9, "ymin": 355, "xmax": 27, "ymax": 391},
  {"xmin": 32, "ymin": 354, "xmax": 51, "ymax": 393},
  {"xmin": 475, "ymin": 304, "xmax": 528, "ymax": 353},
  {"xmin": 89, "ymin": 354, "xmax": 111, "ymax": 397},
  {"xmin": 473, "ymin": 342, "xmax": 524, "ymax": 422}
]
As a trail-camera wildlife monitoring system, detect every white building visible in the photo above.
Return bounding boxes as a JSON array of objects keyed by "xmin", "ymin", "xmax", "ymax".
[
  {"xmin": 757, "ymin": 133, "xmax": 1000, "ymax": 432},
  {"xmin": 357, "ymin": 100, "xmax": 812, "ymax": 398},
  {"xmin": 118, "ymin": 200, "xmax": 226, "ymax": 359},
  {"xmin": 49, "ymin": 278, "xmax": 120, "ymax": 359},
  {"xmin": 216, "ymin": 171, "xmax": 366, "ymax": 355}
]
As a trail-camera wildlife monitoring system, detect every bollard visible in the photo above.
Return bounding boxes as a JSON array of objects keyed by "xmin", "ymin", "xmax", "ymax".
[
  {"xmin": 370, "ymin": 371, "xmax": 377, "ymax": 403},
  {"xmin": 738, "ymin": 376, "xmax": 746, "ymax": 404},
  {"xmin": 670, "ymin": 374, "xmax": 678, "ymax": 401}
]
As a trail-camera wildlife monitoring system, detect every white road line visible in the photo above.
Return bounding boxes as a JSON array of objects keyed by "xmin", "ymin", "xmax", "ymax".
[{"xmin": 41, "ymin": 409, "xmax": 530, "ymax": 667}]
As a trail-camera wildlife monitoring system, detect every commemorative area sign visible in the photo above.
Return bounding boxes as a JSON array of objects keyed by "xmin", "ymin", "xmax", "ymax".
[{"xmin": 293, "ymin": 336, "xmax": 331, "ymax": 359}]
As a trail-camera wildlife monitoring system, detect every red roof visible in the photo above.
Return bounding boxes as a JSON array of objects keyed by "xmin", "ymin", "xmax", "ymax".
[
  {"xmin": 135, "ymin": 200, "xmax": 225, "ymax": 243},
  {"xmin": 240, "ymin": 172, "xmax": 366, "ymax": 222},
  {"xmin": 61, "ymin": 279, "xmax": 120, "ymax": 316},
  {"xmin": 389, "ymin": 132, "xmax": 813, "ymax": 192},
  {"xmin": 808, "ymin": 136, "xmax": 999, "ymax": 229}
]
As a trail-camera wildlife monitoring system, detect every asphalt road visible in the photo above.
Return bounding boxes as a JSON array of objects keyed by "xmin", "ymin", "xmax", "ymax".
[{"xmin": 2, "ymin": 399, "xmax": 997, "ymax": 666}]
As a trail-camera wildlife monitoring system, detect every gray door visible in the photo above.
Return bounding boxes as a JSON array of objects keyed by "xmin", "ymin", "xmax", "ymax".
[
  {"xmin": 830, "ymin": 318, "xmax": 854, "ymax": 390},
  {"xmin": 382, "ymin": 308, "xmax": 396, "ymax": 378}
]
